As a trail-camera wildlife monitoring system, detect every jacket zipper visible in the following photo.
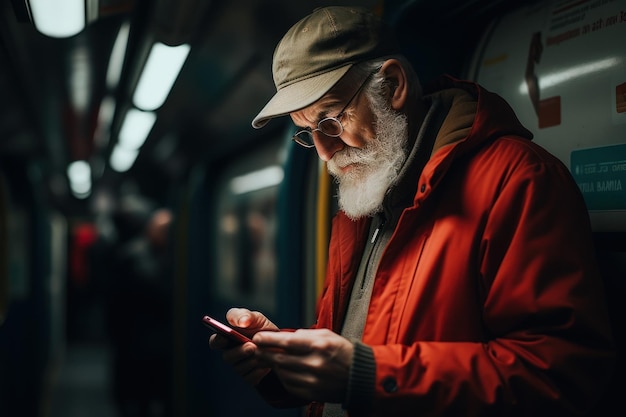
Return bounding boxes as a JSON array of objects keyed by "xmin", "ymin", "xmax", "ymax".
[
  {"xmin": 361, "ymin": 214, "xmax": 386, "ymax": 291},
  {"xmin": 371, "ymin": 221, "xmax": 384, "ymax": 243}
]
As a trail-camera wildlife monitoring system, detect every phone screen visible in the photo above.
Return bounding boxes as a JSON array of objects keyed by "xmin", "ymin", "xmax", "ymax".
[{"xmin": 202, "ymin": 315, "xmax": 253, "ymax": 344}]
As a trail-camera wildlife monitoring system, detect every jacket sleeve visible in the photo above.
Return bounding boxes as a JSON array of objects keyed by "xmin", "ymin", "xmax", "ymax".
[{"xmin": 358, "ymin": 155, "xmax": 615, "ymax": 417}]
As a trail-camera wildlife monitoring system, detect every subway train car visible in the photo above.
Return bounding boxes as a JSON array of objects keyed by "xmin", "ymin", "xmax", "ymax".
[{"xmin": 0, "ymin": 0, "xmax": 625, "ymax": 416}]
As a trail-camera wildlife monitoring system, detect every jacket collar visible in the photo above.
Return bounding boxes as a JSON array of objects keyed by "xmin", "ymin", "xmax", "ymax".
[{"xmin": 336, "ymin": 75, "xmax": 533, "ymax": 224}]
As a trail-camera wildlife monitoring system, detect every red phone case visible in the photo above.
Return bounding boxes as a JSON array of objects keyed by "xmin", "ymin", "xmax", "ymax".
[{"xmin": 202, "ymin": 315, "xmax": 253, "ymax": 344}]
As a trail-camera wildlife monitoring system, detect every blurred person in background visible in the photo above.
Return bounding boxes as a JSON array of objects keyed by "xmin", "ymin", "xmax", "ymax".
[{"xmin": 106, "ymin": 199, "xmax": 174, "ymax": 417}]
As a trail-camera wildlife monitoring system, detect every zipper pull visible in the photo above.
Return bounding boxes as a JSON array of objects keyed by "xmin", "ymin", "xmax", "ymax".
[{"xmin": 370, "ymin": 216, "xmax": 386, "ymax": 244}]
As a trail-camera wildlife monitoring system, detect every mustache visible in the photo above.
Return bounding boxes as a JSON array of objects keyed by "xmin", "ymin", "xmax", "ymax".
[{"xmin": 329, "ymin": 146, "xmax": 378, "ymax": 169}]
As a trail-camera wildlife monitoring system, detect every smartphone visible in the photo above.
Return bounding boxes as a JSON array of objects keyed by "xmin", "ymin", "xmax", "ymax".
[{"xmin": 202, "ymin": 315, "xmax": 253, "ymax": 344}]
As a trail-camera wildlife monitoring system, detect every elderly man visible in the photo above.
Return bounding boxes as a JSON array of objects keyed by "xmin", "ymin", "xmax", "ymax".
[{"xmin": 209, "ymin": 6, "xmax": 614, "ymax": 417}]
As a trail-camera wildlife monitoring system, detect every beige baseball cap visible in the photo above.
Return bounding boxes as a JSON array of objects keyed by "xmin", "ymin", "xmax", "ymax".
[{"xmin": 251, "ymin": 6, "xmax": 399, "ymax": 128}]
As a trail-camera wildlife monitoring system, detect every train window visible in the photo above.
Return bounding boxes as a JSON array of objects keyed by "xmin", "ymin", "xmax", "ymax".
[{"xmin": 213, "ymin": 136, "xmax": 286, "ymax": 315}]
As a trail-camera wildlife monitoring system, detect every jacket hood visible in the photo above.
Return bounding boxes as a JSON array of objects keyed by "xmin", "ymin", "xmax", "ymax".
[
  {"xmin": 423, "ymin": 75, "xmax": 534, "ymax": 153},
  {"xmin": 334, "ymin": 75, "xmax": 534, "ymax": 224},
  {"xmin": 383, "ymin": 75, "xmax": 533, "ymax": 219}
]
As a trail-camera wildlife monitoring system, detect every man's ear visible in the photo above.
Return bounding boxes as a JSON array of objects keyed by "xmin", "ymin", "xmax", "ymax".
[{"xmin": 380, "ymin": 59, "xmax": 408, "ymax": 110}]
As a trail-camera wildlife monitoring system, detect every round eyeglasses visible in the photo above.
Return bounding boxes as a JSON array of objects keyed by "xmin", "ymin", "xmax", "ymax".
[{"xmin": 292, "ymin": 72, "xmax": 374, "ymax": 149}]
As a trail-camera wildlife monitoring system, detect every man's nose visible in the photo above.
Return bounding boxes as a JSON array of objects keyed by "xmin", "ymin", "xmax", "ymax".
[{"xmin": 313, "ymin": 131, "xmax": 344, "ymax": 161}]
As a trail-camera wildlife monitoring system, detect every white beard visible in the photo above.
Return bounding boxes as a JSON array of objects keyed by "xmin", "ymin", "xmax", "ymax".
[{"xmin": 327, "ymin": 98, "xmax": 409, "ymax": 220}]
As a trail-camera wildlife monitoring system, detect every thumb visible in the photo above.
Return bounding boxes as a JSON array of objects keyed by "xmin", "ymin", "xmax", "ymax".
[{"xmin": 226, "ymin": 308, "xmax": 279, "ymax": 331}]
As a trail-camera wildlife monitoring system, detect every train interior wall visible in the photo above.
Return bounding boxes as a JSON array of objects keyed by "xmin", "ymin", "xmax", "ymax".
[{"xmin": 1, "ymin": 1, "xmax": 625, "ymax": 416}]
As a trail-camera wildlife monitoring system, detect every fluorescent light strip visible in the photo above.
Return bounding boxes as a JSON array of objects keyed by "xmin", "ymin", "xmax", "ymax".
[
  {"xmin": 133, "ymin": 42, "xmax": 191, "ymax": 111},
  {"xmin": 118, "ymin": 109, "xmax": 157, "ymax": 150},
  {"xmin": 29, "ymin": 0, "xmax": 86, "ymax": 38},
  {"xmin": 106, "ymin": 21, "xmax": 131, "ymax": 89},
  {"xmin": 230, "ymin": 166, "xmax": 284, "ymax": 195},
  {"xmin": 69, "ymin": 45, "xmax": 91, "ymax": 112},
  {"xmin": 110, "ymin": 145, "xmax": 139, "ymax": 172}
]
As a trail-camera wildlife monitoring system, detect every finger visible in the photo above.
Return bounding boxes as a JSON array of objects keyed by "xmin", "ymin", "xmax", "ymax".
[
  {"xmin": 271, "ymin": 367, "xmax": 330, "ymax": 402},
  {"xmin": 229, "ymin": 346, "xmax": 267, "ymax": 374},
  {"xmin": 241, "ymin": 368, "xmax": 272, "ymax": 386},
  {"xmin": 270, "ymin": 357, "xmax": 349, "ymax": 403},
  {"xmin": 255, "ymin": 349, "xmax": 308, "ymax": 374},
  {"xmin": 208, "ymin": 333, "xmax": 228, "ymax": 349},
  {"xmin": 227, "ymin": 308, "xmax": 279, "ymax": 332},
  {"xmin": 225, "ymin": 307, "xmax": 254, "ymax": 327},
  {"xmin": 209, "ymin": 333, "xmax": 243, "ymax": 350},
  {"xmin": 208, "ymin": 334, "xmax": 216, "ymax": 348},
  {"xmin": 217, "ymin": 342, "xmax": 272, "ymax": 386},
  {"xmin": 253, "ymin": 330, "xmax": 313, "ymax": 353},
  {"xmin": 273, "ymin": 366, "xmax": 316, "ymax": 389},
  {"xmin": 222, "ymin": 341, "xmax": 256, "ymax": 364}
]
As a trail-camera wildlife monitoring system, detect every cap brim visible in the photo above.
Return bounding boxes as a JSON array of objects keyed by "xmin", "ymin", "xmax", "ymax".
[{"xmin": 252, "ymin": 64, "xmax": 353, "ymax": 129}]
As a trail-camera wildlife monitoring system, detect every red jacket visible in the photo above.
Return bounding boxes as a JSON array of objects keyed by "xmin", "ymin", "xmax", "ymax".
[{"xmin": 261, "ymin": 76, "xmax": 615, "ymax": 416}]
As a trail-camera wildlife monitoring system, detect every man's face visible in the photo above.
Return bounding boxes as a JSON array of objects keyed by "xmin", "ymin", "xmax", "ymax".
[
  {"xmin": 329, "ymin": 87, "xmax": 409, "ymax": 219},
  {"xmin": 292, "ymin": 80, "xmax": 409, "ymax": 220}
]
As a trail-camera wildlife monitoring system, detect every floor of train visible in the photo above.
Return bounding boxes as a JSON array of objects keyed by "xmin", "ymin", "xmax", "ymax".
[{"xmin": 45, "ymin": 342, "xmax": 118, "ymax": 417}]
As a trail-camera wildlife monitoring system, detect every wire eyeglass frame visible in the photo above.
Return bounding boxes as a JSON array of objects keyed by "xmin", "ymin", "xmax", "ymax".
[{"xmin": 292, "ymin": 72, "xmax": 374, "ymax": 148}]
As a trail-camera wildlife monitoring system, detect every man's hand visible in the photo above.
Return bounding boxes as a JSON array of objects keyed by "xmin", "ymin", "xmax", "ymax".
[
  {"xmin": 208, "ymin": 308, "xmax": 279, "ymax": 385},
  {"xmin": 253, "ymin": 328, "xmax": 354, "ymax": 403}
]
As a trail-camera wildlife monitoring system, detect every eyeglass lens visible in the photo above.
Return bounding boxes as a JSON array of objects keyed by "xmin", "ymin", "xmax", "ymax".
[{"xmin": 293, "ymin": 118, "xmax": 343, "ymax": 147}]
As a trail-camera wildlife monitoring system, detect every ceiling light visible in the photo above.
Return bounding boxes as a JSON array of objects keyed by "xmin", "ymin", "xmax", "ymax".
[
  {"xmin": 29, "ymin": 0, "xmax": 86, "ymax": 38},
  {"xmin": 110, "ymin": 145, "xmax": 139, "ymax": 173},
  {"xmin": 133, "ymin": 42, "xmax": 191, "ymax": 111},
  {"xmin": 118, "ymin": 108, "xmax": 157, "ymax": 150},
  {"xmin": 106, "ymin": 21, "xmax": 130, "ymax": 89},
  {"xmin": 67, "ymin": 160, "xmax": 92, "ymax": 198},
  {"xmin": 69, "ymin": 45, "xmax": 91, "ymax": 112},
  {"xmin": 67, "ymin": 160, "xmax": 90, "ymax": 183}
]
